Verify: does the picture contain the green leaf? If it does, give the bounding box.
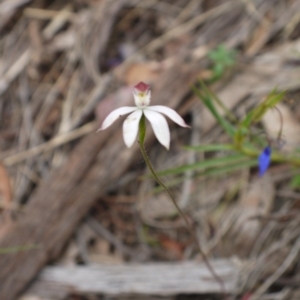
[200,81,237,122]
[193,83,236,137]
[156,153,250,176]
[208,45,236,81]
[240,110,255,128]
[234,126,249,146]
[184,144,233,152]
[199,158,257,177]
[152,158,258,192]
[208,45,236,67]
[264,89,285,107]
[235,90,285,146]
[250,90,285,123]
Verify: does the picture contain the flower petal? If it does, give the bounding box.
[123,109,143,148]
[258,146,272,176]
[98,107,137,131]
[148,105,190,128]
[144,109,170,150]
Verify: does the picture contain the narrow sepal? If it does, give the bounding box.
[123,109,143,147]
[143,109,170,150]
[148,106,190,128]
[98,107,137,131]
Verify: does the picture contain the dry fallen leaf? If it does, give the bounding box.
[114,56,177,87]
[124,62,162,86]
[159,234,184,260]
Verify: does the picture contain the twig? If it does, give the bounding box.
[71,74,111,129]
[0,49,30,96]
[43,4,73,40]
[131,1,237,57]
[2,122,96,166]
[87,217,135,259]
[24,7,74,20]
[59,70,80,134]
[168,0,200,29]
[250,235,300,300]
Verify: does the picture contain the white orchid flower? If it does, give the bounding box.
[98,82,190,149]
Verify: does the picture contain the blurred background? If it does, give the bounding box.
[1,0,300,299]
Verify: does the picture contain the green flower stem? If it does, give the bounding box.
[138,115,226,293]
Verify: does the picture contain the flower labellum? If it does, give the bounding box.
[258,146,272,176]
[98,82,190,149]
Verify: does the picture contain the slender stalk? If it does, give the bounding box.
[138,116,226,294]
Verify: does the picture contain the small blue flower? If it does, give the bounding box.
[258,146,272,176]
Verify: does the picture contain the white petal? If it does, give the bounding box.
[98,107,137,131]
[144,109,170,150]
[148,106,190,128]
[123,109,143,148]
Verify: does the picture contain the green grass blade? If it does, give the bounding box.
[184,144,233,152]
[152,158,258,192]
[195,158,257,178]
[156,154,250,176]
[0,244,38,254]
[192,84,235,137]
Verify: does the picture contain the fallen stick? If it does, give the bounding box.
[25,260,238,299]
